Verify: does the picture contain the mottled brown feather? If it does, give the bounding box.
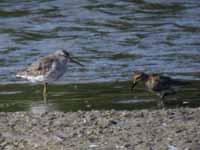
[18,55,55,77]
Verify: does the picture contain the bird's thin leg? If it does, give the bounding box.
[157,99,165,109]
[156,92,166,108]
[157,89,176,108]
[160,92,166,100]
[43,82,48,103]
[160,89,176,100]
[155,92,165,100]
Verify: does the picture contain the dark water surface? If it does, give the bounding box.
[0,0,199,111]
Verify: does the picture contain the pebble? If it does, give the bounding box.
[0,108,199,150]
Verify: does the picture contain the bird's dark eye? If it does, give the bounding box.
[63,51,69,57]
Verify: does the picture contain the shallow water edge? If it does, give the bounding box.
[0,80,199,112]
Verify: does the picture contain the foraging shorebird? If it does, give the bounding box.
[131,71,186,103]
[16,50,83,101]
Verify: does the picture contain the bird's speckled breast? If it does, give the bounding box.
[145,76,160,91]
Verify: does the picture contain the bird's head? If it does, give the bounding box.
[131,71,148,90]
[55,50,70,57]
[55,50,84,67]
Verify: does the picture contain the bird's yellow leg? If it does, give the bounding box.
[43,82,48,103]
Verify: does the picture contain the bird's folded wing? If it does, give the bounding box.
[26,56,55,76]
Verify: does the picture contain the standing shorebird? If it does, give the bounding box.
[131,71,186,106]
[16,50,83,101]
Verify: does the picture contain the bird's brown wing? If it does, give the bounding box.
[26,56,55,76]
[147,74,169,91]
[149,75,162,91]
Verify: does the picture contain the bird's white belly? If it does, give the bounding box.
[17,74,45,83]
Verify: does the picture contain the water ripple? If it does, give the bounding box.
[0,0,199,84]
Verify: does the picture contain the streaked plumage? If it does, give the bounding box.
[16,50,83,101]
[131,71,186,99]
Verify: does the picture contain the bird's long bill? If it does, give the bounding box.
[70,57,84,66]
[131,82,137,91]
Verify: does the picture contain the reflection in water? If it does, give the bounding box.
[0,0,199,111]
[30,103,55,114]
[0,80,199,112]
[114,98,155,104]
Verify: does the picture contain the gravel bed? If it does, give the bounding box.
[1,108,200,150]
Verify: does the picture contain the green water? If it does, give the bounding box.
[0,0,200,111]
[0,80,199,112]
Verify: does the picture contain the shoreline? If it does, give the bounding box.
[1,108,200,150]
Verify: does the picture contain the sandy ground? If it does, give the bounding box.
[0,108,200,150]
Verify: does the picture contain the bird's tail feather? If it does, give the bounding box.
[172,79,189,86]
